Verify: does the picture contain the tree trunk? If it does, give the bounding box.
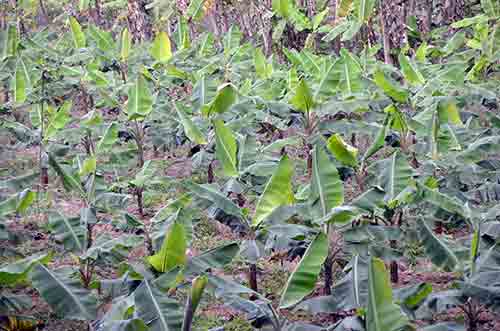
[90,0,103,27]
[127,0,152,42]
[37,0,50,26]
[248,263,258,299]
[323,254,334,295]
[443,0,465,24]
[380,0,407,65]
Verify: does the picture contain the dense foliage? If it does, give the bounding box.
[0,0,499,331]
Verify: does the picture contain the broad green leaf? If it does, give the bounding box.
[96,122,118,153]
[151,194,192,223]
[187,183,242,218]
[79,0,90,10]
[372,151,414,204]
[127,74,153,121]
[337,49,362,94]
[355,0,376,23]
[481,0,499,16]
[272,0,290,18]
[417,182,469,218]
[151,32,172,63]
[451,15,488,28]
[176,17,191,50]
[182,276,208,331]
[147,221,187,273]
[14,56,30,104]
[69,17,86,48]
[45,101,72,139]
[223,26,242,58]
[186,0,206,21]
[175,104,207,145]
[288,67,299,91]
[79,156,96,177]
[465,55,489,81]
[86,64,109,87]
[416,42,427,62]
[429,110,440,160]
[49,212,86,253]
[327,134,358,168]
[253,155,295,227]
[198,32,215,57]
[373,70,409,103]
[363,113,391,161]
[400,283,433,310]
[313,9,329,30]
[134,280,183,331]
[88,25,114,51]
[121,28,131,62]
[81,111,102,127]
[238,135,258,173]
[352,186,386,212]
[31,264,98,320]
[16,189,35,214]
[0,253,51,286]
[0,171,39,191]
[130,160,154,188]
[2,25,18,59]
[48,154,86,198]
[214,119,238,177]
[322,21,351,42]
[385,104,408,135]
[279,233,329,308]
[254,48,272,79]
[273,19,288,41]
[102,320,148,331]
[289,6,312,31]
[310,145,344,217]
[291,79,314,112]
[262,136,300,154]
[0,189,36,217]
[443,32,465,55]
[192,76,217,110]
[417,218,459,271]
[341,20,362,41]
[366,257,410,331]
[398,54,425,86]
[83,233,141,261]
[457,136,500,164]
[185,243,239,274]
[201,83,237,117]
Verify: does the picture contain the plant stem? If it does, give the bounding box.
[133,120,144,168]
[248,263,258,299]
[136,187,144,217]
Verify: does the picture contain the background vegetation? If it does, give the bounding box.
[0,0,499,330]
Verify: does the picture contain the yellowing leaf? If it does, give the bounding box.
[327,134,358,168]
[121,28,131,62]
[69,17,86,49]
[438,100,463,126]
[151,32,172,63]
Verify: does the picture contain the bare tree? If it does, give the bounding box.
[380,0,407,64]
[127,0,153,42]
[443,0,466,24]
